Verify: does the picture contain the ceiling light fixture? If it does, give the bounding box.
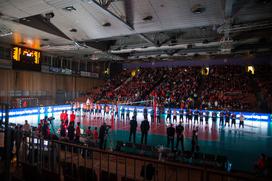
[70,28,77,32]
[63,6,76,11]
[142,15,153,21]
[102,22,111,27]
[191,4,205,14]
[0,32,13,37]
[21,18,31,22]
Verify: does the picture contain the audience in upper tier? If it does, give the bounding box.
[87,65,272,112]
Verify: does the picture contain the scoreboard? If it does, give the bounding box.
[12,46,41,71]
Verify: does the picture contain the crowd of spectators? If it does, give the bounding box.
[83,65,272,112]
[254,65,272,112]
[199,65,256,111]
[150,67,201,108]
[97,68,165,104]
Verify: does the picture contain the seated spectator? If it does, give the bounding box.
[93,127,98,143]
[85,126,92,137]
[22,120,31,135]
[75,122,81,142]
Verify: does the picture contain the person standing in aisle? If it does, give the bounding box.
[129,116,138,143]
[167,124,175,151]
[140,119,150,145]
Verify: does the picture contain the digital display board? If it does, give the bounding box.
[12,46,41,71]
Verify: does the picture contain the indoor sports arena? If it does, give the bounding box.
[0,1,272,181]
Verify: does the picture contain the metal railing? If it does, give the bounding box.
[18,136,269,181]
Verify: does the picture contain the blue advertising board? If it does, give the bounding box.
[0,104,71,117]
[0,104,271,122]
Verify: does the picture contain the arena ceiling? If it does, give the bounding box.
[0,0,272,62]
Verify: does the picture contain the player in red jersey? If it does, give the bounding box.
[70,111,76,126]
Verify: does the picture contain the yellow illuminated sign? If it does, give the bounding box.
[131,70,136,77]
[12,47,21,61]
[201,67,209,76]
[247,66,255,75]
[12,46,40,64]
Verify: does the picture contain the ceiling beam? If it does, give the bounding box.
[84,0,134,31]
[138,33,159,47]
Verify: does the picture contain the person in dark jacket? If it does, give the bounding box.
[191,129,198,153]
[167,124,175,151]
[143,107,148,120]
[166,108,171,123]
[176,122,185,152]
[150,108,154,123]
[225,111,230,127]
[231,113,236,128]
[60,122,66,137]
[212,111,217,123]
[67,122,75,141]
[194,109,199,124]
[205,111,209,125]
[219,111,224,126]
[99,123,107,149]
[42,120,49,139]
[14,125,23,167]
[140,119,150,145]
[133,107,138,121]
[126,108,130,121]
[121,107,125,120]
[199,110,204,124]
[179,109,184,122]
[129,116,138,143]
